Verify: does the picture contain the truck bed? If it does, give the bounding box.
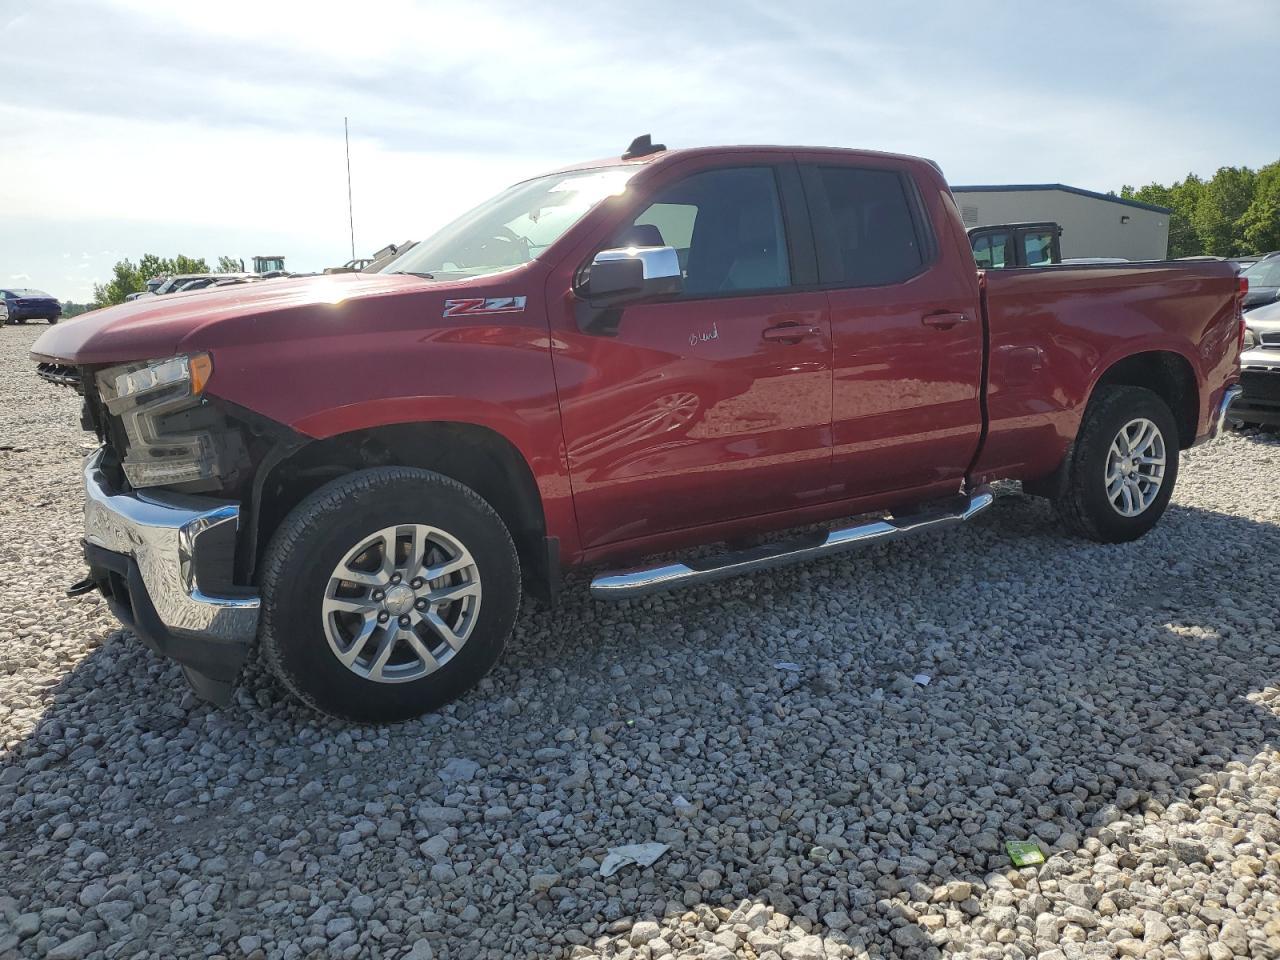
[973,260,1242,485]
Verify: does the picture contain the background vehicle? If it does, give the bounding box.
[1232,251,1278,273]
[968,222,1062,268]
[252,255,286,274]
[1232,298,1280,427]
[1241,253,1280,311]
[2,288,61,324]
[32,140,1243,722]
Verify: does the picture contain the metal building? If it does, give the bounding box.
[950,184,1172,261]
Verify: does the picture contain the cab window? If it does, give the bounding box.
[1022,230,1056,266]
[972,232,1009,268]
[613,167,790,296]
[805,166,927,286]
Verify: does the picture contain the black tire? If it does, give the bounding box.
[258,467,521,722]
[48,318,58,325]
[1054,385,1180,543]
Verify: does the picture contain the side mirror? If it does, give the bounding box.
[582,246,683,306]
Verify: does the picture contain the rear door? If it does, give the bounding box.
[797,156,985,500]
[548,158,834,549]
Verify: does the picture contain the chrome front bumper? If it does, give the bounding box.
[83,448,259,653]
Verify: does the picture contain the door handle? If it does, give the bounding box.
[922,312,968,330]
[762,323,822,343]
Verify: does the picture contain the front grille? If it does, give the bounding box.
[36,362,81,388]
[1261,331,1280,347]
[1240,367,1280,404]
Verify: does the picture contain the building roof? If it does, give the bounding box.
[949,183,1172,215]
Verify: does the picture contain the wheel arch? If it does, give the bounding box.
[1024,349,1198,500]
[248,421,555,599]
[1090,349,1199,450]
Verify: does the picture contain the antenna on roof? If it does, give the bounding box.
[344,117,356,261]
[622,134,666,160]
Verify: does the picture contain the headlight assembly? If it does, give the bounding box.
[1243,326,1259,351]
[97,353,225,489]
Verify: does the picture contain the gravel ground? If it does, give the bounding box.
[1,321,1278,960]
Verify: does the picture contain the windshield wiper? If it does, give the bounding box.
[387,270,435,279]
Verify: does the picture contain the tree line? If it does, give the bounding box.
[92,254,244,306]
[1120,159,1280,258]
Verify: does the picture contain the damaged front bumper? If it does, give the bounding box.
[79,448,259,704]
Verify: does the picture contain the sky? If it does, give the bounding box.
[2,0,1278,303]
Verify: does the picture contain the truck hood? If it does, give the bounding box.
[30,272,466,365]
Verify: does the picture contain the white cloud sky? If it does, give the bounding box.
[2,0,1277,301]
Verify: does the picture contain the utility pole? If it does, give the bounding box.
[345,117,355,260]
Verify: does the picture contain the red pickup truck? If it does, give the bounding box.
[33,138,1244,721]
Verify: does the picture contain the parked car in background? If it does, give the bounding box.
[968,222,1062,268]
[1232,251,1279,273]
[326,242,419,275]
[2,288,61,324]
[173,275,258,293]
[1241,253,1280,311]
[1232,298,1280,427]
[132,273,257,298]
[32,139,1243,721]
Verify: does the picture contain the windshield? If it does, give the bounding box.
[1244,258,1280,286]
[383,167,637,280]
[5,288,51,297]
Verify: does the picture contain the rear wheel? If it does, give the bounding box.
[259,467,521,722]
[1054,385,1180,543]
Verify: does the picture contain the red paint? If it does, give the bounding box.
[33,145,1242,573]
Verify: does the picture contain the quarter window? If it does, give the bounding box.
[613,167,791,296]
[811,167,926,286]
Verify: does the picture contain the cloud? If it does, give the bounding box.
[1,0,1277,302]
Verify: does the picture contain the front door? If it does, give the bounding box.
[797,157,985,500]
[549,161,834,549]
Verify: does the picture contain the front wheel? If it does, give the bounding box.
[1054,385,1180,543]
[258,467,521,722]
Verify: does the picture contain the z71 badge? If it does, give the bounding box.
[442,296,527,318]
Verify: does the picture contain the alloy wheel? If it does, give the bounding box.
[1104,417,1166,517]
[321,524,482,683]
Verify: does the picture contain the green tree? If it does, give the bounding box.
[216,255,244,273]
[92,254,212,305]
[1123,177,1203,258]
[1237,161,1280,253]
[1192,167,1256,257]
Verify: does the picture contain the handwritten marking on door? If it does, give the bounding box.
[689,322,719,347]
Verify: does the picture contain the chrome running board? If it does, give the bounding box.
[589,486,994,600]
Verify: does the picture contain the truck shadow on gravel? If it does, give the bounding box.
[2,490,1278,959]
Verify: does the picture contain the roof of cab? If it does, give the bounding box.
[544,143,940,178]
